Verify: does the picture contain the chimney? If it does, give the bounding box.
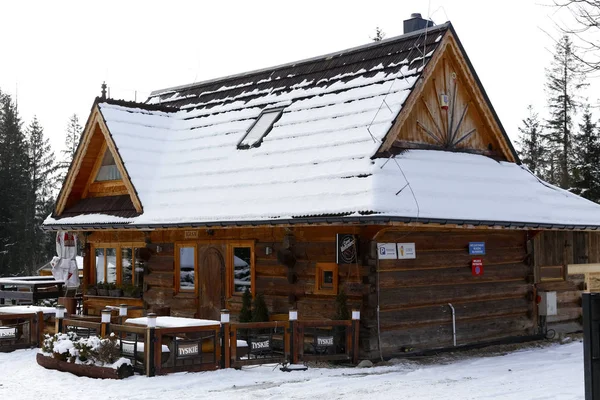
[403,13,434,34]
[100,82,107,100]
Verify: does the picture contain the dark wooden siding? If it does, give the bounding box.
[532,231,600,333]
[364,230,534,356]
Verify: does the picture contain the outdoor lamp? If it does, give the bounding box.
[289,309,298,321]
[147,313,157,328]
[220,309,230,324]
[119,304,128,317]
[101,309,111,323]
[352,309,361,320]
[55,305,66,319]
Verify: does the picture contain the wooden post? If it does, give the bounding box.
[146,313,157,377]
[36,311,44,347]
[146,327,156,377]
[352,309,361,365]
[220,309,230,369]
[231,325,238,367]
[289,309,298,364]
[100,309,111,337]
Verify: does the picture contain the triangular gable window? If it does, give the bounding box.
[238,108,284,149]
[95,150,122,181]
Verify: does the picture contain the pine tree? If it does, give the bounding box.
[372,27,386,42]
[251,293,269,323]
[26,117,57,271]
[572,105,600,202]
[239,287,252,323]
[543,35,587,189]
[517,105,546,177]
[0,91,31,276]
[58,114,82,184]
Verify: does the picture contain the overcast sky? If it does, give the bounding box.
[1,0,598,157]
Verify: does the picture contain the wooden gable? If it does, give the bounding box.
[54,104,143,217]
[377,29,518,162]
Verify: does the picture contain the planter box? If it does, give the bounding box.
[36,353,133,379]
[109,289,123,297]
[97,289,109,296]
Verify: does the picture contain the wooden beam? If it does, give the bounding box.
[568,263,600,275]
[377,40,450,153]
[56,110,100,215]
[82,141,108,198]
[95,116,144,213]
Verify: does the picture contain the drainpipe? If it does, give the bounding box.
[448,303,457,347]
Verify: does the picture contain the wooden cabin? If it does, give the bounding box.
[43,17,600,358]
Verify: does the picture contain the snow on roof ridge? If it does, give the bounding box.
[148,22,451,98]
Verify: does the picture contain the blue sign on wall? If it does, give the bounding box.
[469,242,486,255]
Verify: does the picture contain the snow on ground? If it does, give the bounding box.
[0,341,584,400]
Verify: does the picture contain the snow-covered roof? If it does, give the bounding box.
[43,22,600,230]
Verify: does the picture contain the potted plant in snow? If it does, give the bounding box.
[108,283,123,297]
[96,282,109,297]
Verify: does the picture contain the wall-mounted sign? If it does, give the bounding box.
[177,342,200,358]
[0,327,17,340]
[397,243,416,259]
[472,258,484,276]
[469,242,486,255]
[377,243,398,259]
[184,231,199,239]
[337,234,358,264]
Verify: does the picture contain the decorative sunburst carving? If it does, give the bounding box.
[417,70,477,149]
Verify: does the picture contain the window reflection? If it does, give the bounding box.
[233,247,251,293]
[179,247,195,290]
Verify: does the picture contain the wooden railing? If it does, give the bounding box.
[151,324,221,375]
[228,321,290,368]
[0,312,44,352]
[294,320,357,363]
[52,310,361,374]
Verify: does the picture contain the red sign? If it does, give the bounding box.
[472,258,484,276]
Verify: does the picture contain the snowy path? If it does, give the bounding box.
[0,341,584,399]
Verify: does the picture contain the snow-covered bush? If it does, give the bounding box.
[40,332,130,369]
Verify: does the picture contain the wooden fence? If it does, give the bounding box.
[45,313,360,375]
[0,312,44,352]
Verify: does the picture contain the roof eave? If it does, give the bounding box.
[41,215,600,232]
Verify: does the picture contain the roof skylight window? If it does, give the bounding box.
[238,108,284,149]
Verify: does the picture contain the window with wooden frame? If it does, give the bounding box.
[92,243,146,289]
[175,243,197,294]
[82,143,129,199]
[226,242,255,297]
[315,263,338,295]
[95,148,122,181]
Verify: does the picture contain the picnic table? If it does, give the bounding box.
[124,316,220,328]
[0,276,64,305]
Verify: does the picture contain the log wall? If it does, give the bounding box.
[533,231,600,334]
[86,227,369,322]
[363,229,535,357]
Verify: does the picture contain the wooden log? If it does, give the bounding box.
[375,280,531,309]
[377,313,534,352]
[36,353,133,379]
[144,272,174,288]
[373,296,530,330]
[377,248,526,271]
[377,262,530,288]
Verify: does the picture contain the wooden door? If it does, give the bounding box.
[198,246,225,320]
